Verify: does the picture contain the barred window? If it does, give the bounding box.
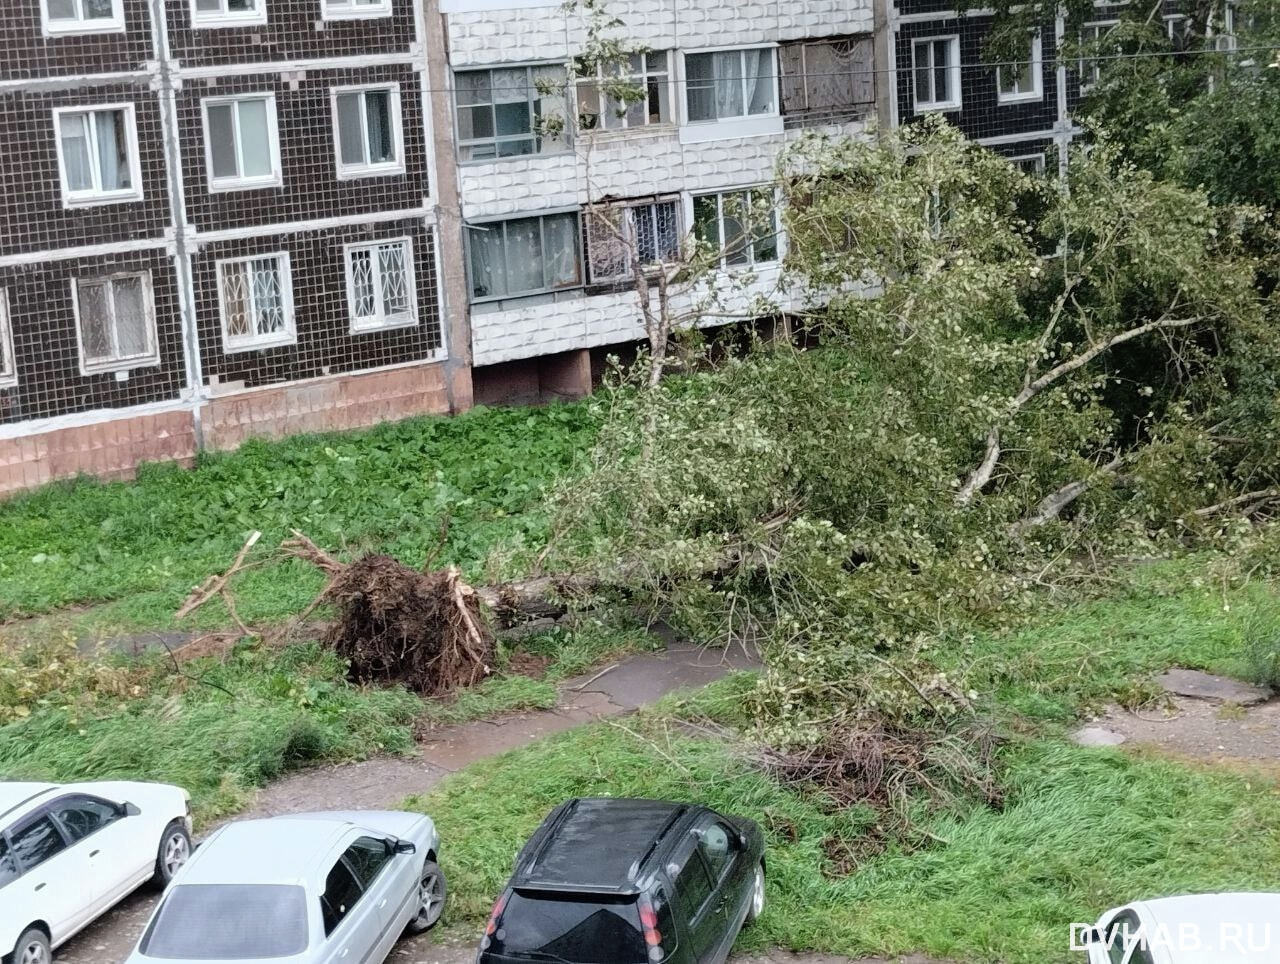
[73,273,159,374]
[0,291,15,389]
[693,189,779,268]
[576,52,672,131]
[345,239,418,332]
[586,200,681,284]
[217,254,295,352]
[43,0,124,33]
[54,106,141,206]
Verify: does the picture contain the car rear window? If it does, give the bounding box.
[489,890,646,964]
[139,884,308,959]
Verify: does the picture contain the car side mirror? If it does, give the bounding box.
[121,802,141,817]
[394,839,416,855]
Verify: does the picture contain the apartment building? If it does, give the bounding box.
[0,0,468,495]
[886,0,1203,173]
[433,0,880,403]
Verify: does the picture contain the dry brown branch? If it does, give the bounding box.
[174,530,262,626]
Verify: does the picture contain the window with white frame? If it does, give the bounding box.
[332,85,403,177]
[455,65,569,162]
[190,0,265,27]
[322,0,390,19]
[576,52,672,132]
[345,239,417,331]
[692,189,779,268]
[42,0,124,34]
[912,36,961,111]
[467,212,582,303]
[1012,153,1046,175]
[585,199,681,284]
[217,254,295,352]
[998,30,1043,103]
[54,106,141,206]
[1079,21,1119,90]
[73,273,158,374]
[685,48,778,123]
[202,95,281,190]
[0,291,15,390]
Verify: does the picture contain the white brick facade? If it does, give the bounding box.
[442,0,876,367]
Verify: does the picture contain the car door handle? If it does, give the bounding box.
[34,882,46,891]
[90,849,101,857]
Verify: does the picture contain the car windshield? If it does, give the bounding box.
[489,891,645,964]
[139,884,308,959]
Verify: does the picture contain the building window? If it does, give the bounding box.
[779,36,875,124]
[1079,21,1119,90]
[202,95,282,191]
[693,189,779,268]
[998,31,1043,104]
[216,253,295,352]
[190,0,265,27]
[585,199,681,285]
[467,213,582,303]
[685,48,778,123]
[0,291,15,390]
[42,0,124,34]
[455,66,569,162]
[576,52,672,132]
[332,85,404,178]
[1011,153,1046,175]
[322,0,390,19]
[54,106,142,207]
[345,238,417,332]
[911,36,962,111]
[72,273,158,374]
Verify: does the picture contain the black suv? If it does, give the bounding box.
[477,798,766,964]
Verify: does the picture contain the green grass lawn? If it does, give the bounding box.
[0,402,596,628]
[412,572,1280,964]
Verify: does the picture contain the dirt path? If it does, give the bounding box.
[54,641,758,963]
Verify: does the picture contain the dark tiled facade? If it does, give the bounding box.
[0,0,447,445]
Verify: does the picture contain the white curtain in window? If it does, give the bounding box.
[365,91,392,164]
[59,114,93,192]
[378,243,410,316]
[84,0,114,16]
[468,227,503,299]
[713,51,743,118]
[543,215,580,288]
[250,258,283,334]
[95,110,127,191]
[505,219,544,295]
[745,49,774,114]
[237,100,271,177]
[78,282,112,360]
[47,0,78,19]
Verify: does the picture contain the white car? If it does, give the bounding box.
[124,811,446,964]
[1083,892,1280,963]
[1,780,192,964]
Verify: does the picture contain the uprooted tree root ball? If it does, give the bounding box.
[283,534,495,695]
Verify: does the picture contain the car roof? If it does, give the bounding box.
[0,782,56,822]
[1137,892,1280,961]
[514,798,692,894]
[178,817,353,887]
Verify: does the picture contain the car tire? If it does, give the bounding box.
[744,862,765,925]
[153,819,192,889]
[12,927,51,964]
[406,859,448,934]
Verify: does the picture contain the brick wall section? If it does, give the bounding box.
[0,0,154,80]
[0,408,196,496]
[0,83,171,256]
[0,250,186,424]
[202,361,449,450]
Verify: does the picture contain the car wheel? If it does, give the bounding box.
[744,863,765,925]
[153,819,192,888]
[13,928,51,964]
[406,860,448,934]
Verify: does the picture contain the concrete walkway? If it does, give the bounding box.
[54,641,759,963]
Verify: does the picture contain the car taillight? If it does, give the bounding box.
[639,895,663,962]
[480,892,509,949]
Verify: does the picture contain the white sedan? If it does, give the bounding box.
[1,780,192,964]
[125,810,446,964]
[1083,892,1280,963]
